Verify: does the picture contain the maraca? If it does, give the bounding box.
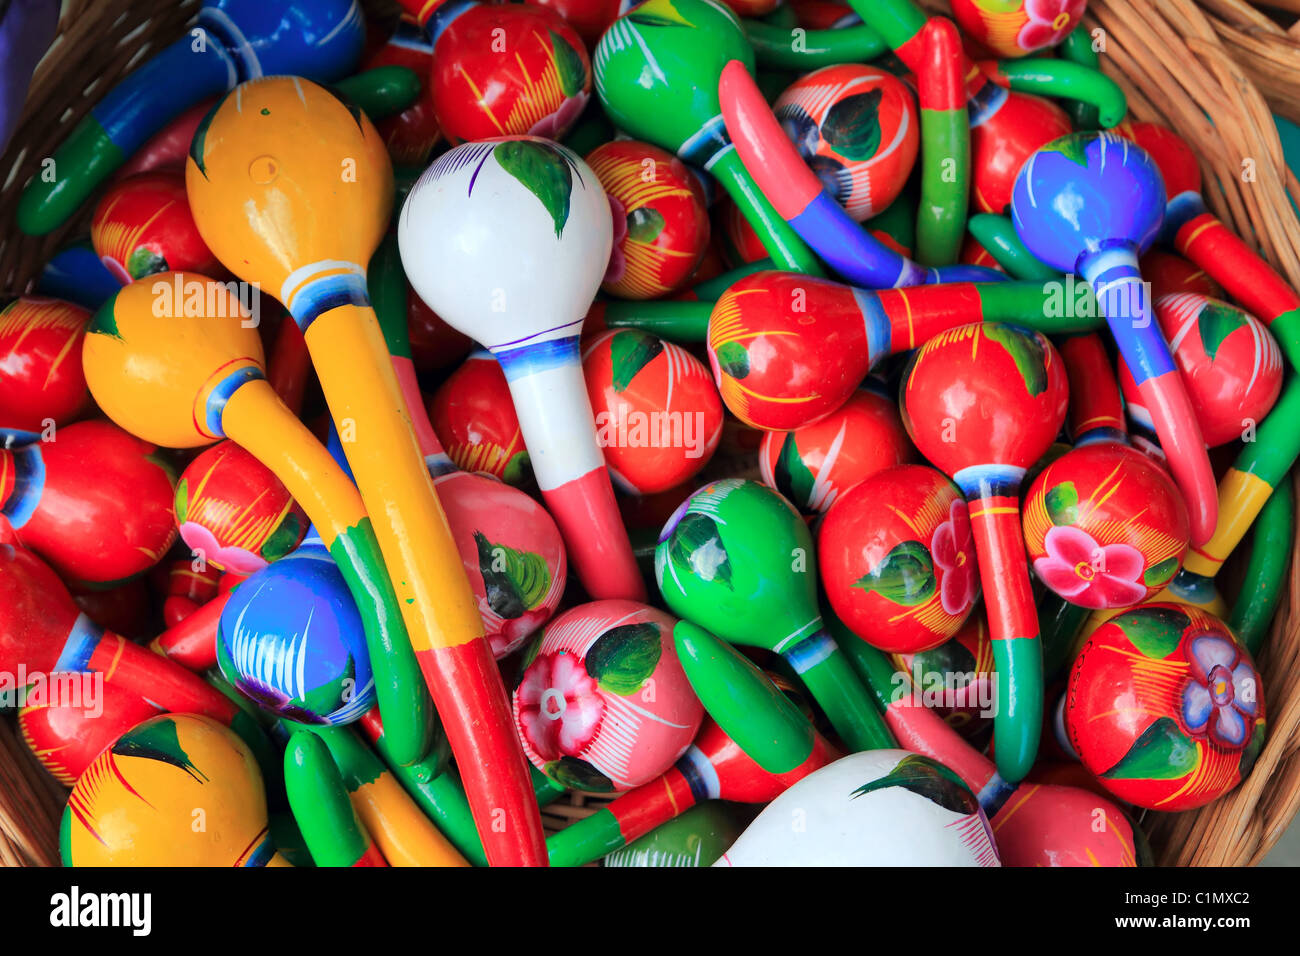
[771,64,918,223]
[592,0,822,273]
[527,0,630,46]
[18,679,160,784]
[585,140,712,299]
[17,0,365,235]
[950,0,1087,58]
[901,322,1069,781]
[175,441,308,575]
[63,713,290,866]
[582,328,724,494]
[1066,603,1265,811]
[512,600,704,791]
[655,478,892,751]
[363,17,442,166]
[186,77,542,863]
[820,464,980,654]
[707,269,1097,431]
[0,297,90,433]
[428,351,532,485]
[1012,131,1218,546]
[35,240,123,312]
[91,171,222,284]
[284,731,387,866]
[399,136,645,605]
[759,387,915,514]
[155,558,223,626]
[1,420,177,583]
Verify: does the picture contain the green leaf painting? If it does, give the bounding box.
[585,622,662,695]
[774,432,816,510]
[822,89,883,162]
[127,246,167,280]
[494,140,575,238]
[1196,301,1245,363]
[1042,133,1092,168]
[1142,555,1179,588]
[852,753,978,815]
[852,540,936,606]
[474,531,551,620]
[1100,716,1198,780]
[626,207,665,244]
[1118,604,1191,659]
[112,716,208,783]
[544,755,615,792]
[550,29,588,99]
[610,329,664,393]
[714,340,749,379]
[985,324,1048,397]
[174,478,189,525]
[1044,481,1079,526]
[261,511,304,562]
[87,298,122,340]
[667,512,733,590]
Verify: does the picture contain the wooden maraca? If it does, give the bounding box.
[586,140,712,300]
[759,386,915,515]
[1011,130,1218,546]
[592,0,822,274]
[428,351,532,485]
[399,135,645,605]
[17,677,161,785]
[655,478,892,751]
[91,171,221,284]
[17,0,365,235]
[901,322,1069,782]
[0,297,90,433]
[81,274,432,769]
[582,328,724,495]
[950,0,1087,58]
[511,600,704,792]
[186,77,542,863]
[706,269,1097,431]
[63,713,291,866]
[1,420,178,584]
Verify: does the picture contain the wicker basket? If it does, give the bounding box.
[2,0,1299,867]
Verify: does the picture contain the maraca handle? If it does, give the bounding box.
[708,149,826,277]
[743,21,887,70]
[1080,248,1217,545]
[1058,332,1127,443]
[781,630,895,752]
[597,300,714,343]
[916,17,969,268]
[284,731,388,867]
[497,338,646,602]
[964,485,1042,783]
[547,767,697,867]
[1229,473,1294,655]
[984,59,1127,129]
[149,587,232,670]
[17,35,236,235]
[966,213,1062,281]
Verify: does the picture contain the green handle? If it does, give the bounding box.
[1229,473,1295,655]
[547,806,626,868]
[1059,24,1103,130]
[789,630,896,751]
[842,0,928,52]
[968,213,1062,281]
[284,731,372,866]
[993,59,1127,129]
[602,300,713,342]
[711,149,826,276]
[335,66,422,122]
[1039,593,1091,683]
[743,21,888,70]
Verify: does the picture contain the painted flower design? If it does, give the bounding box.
[932,500,978,615]
[1017,0,1085,52]
[527,91,589,142]
[604,193,629,285]
[1033,525,1146,609]
[516,651,605,760]
[1181,631,1259,749]
[178,521,269,576]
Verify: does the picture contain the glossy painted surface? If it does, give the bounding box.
[890,613,996,744]
[429,352,531,485]
[603,801,745,867]
[759,387,916,514]
[582,329,723,494]
[950,0,1087,58]
[284,731,387,866]
[969,90,1070,215]
[1024,443,1190,609]
[0,297,91,432]
[63,714,287,866]
[1066,603,1266,811]
[717,751,1000,866]
[916,17,969,267]
[586,140,711,299]
[19,685,161,785]
[512,600,703,791]
[365,18,442,165]
[1,420,177,583]
[821,464,979,653]
[528,0,630,45]
[91,171,221,284]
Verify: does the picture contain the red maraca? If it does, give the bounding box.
[901,322,1069,782]
[91,170,221,284]
[582,329,723,494]
[526,0,628,46]
[154,558,223,627]
[586,140,711,300]
[364,18,442,165]
[759,387,915,514]
[0,296,91,434]
[428,351,531,486]
[950,0,1087,58]
[19,683,161,784]
[1,420,177,583]
[820,464,980,654]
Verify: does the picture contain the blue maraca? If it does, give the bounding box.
[218,528,376,725]
[16,0,364,236]
[1011,130,1217,547]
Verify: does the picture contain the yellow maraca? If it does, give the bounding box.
[81,275,432,770]
[185,76,545,866]
[62,713,290,866]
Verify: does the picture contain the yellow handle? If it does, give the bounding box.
[352,775,470,867]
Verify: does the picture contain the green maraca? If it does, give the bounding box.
[655,478,892,752]
[594,0,822,275]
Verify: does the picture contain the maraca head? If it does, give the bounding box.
[0,544,84,675]
[62,713,277,866]
[512,599,703,791]
[176,441,308,574]
[951,0,1087,58]
[19,686,160,784]
[820,465,980,653]
[901,323,1069,482]
[202,0,364,80]
[428,351,532,484]
[583,329,724,493]
[218,538,376,724]
[81,273,265,449]
[993,783,1148,867]
[1011,131,1166,272]
[0,296,90,431]
[708,270,874,430]
[586,140,711,299]
[969,89,1071,215]
[399,137,611,350]
[186,76,392,310]
[1114,120,1201,200]
[1118,293,1283,447]
[773,64,918,221]
[91,171,220,283]
[759,387,915,514]
[528,0,631,46]
[1141,250,1222,299]
[594,0,753,160]
[431,3,591,144]
[890,613,995,744]
[1066,603,1265,811]
[1024,443,1189,609]
[655,478,821,651]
